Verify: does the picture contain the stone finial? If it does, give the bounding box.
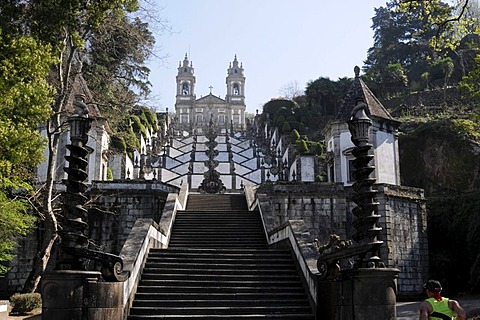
[354,66,360,78]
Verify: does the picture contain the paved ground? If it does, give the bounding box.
[4,297,480,319]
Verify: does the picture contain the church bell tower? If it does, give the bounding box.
[225,55,245,104]
[225,55,246,129]
[175,54,196,126]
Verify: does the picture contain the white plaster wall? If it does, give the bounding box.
[243,170,262,184]
[241,158,257,170]
[165,157,181,168]
[300,156,315,182]
[177,144,191,153]
[193,162,207,173]
[196,143,207,151]
[191,175,203,188]
[217,162,230,174]
[161,169,179,182]
[220,175,232,189]
[375,131,398,185]
[174,153,190,163]
[216,144,227,152]
[168,147,182,158]
[234,163,251,175]
[290,158,298,180]
[240,148,253,158]
[339,131,354,185]
[216,153,229,161]
[232,153,247,163]
[195,152,208,162]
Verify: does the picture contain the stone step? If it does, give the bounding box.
[141,267,297,275]
[143,262,294,270]
[132,292,308,301]
[135,285,308,294]
[148,248,290,257]
[127,194,313,319]
[129,305,312,316]
[185,194,248,211]
[132,299,310,308]
[128,313,314,319]
[139,279,304,288]
[167,243,267,249]
[144,256,293,265]
[140,274,301,282]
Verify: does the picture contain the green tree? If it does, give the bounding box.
[0,0,155,293]
[0,30,56,274]
[460,53,480,100]
[83,12,155,128]
[364,0,455,92]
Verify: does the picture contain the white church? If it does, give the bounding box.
[174,54,247,133]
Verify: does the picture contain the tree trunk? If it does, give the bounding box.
[22,115,62,293]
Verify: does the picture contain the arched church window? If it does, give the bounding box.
[182,82,189,95]
[233,83,240,95]
[234,69,237,73]
[184,68,187,72]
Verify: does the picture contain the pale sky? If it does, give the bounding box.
[146,0,388,113]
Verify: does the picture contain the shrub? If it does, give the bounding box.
[297,139,309,154]
[9,292,41,315]
[110,135,127,153]
[106,167,113,180]
[291,129,300,142]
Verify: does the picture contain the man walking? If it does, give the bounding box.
[419,280,466,320]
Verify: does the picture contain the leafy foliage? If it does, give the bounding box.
[460,53,480,99]
[83,12,155,110]
[364,0,480,97]
[0,30,54,274]
[0,0,157,292]
[427,191,480,294]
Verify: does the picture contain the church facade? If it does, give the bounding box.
[174,54,246,133]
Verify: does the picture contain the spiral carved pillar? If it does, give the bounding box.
[347,98,383,268]
[56,94,92,270]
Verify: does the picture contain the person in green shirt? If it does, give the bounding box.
[419,280,466,320]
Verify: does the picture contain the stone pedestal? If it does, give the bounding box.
[347,268,399,319]
[317,268,399,320]
[41,270,124,320]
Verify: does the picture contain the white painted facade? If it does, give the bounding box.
[324,120,400,186]
[175,54,246,131]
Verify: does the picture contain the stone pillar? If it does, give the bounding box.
[42,270,124,319]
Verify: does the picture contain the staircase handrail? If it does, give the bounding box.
[117,182,189,318]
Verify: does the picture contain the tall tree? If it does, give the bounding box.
[0,30,56,274]
[83,12,155,129]
[0,0,157,293]
[364,0,456,91]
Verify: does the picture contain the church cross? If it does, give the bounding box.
[209,85,213,94]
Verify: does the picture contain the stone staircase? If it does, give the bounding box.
[128,194,315,319]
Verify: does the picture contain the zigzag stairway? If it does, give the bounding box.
[128,193,315,319]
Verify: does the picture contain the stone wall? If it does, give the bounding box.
[254,182,427,298]
[88,181,179,255]
[375,184,428,297]
[0,180,178,298]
